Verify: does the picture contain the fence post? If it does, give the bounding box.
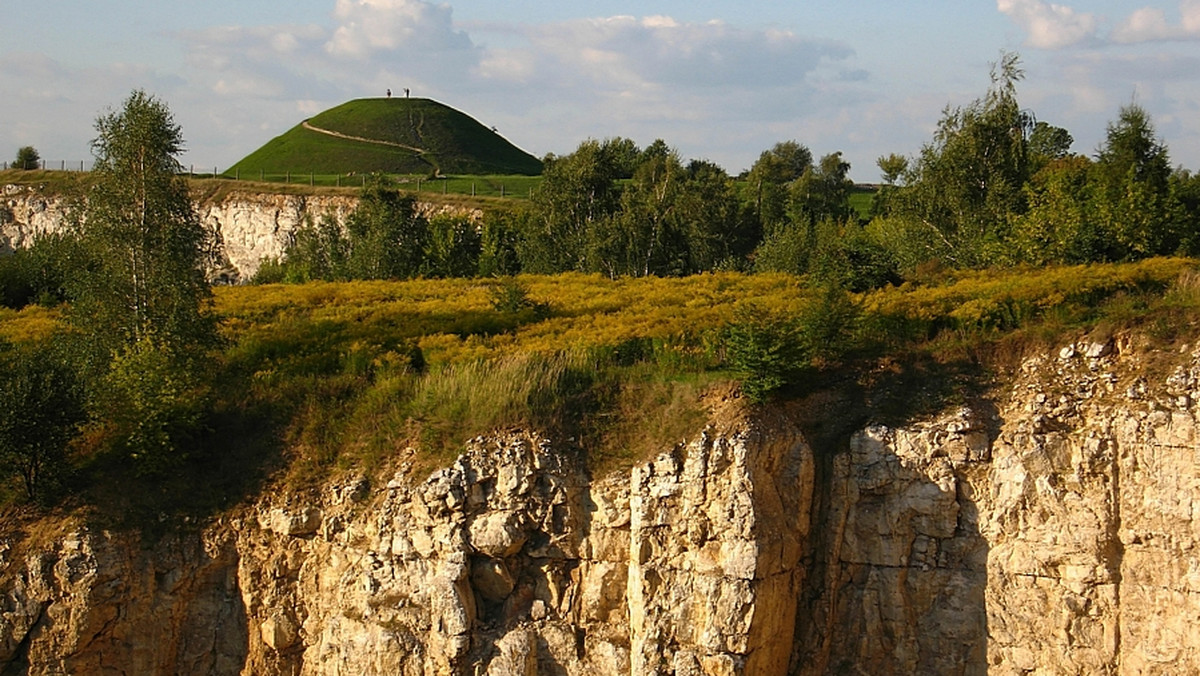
[61,160,64,170]
[472,182,476,196]
[336,175,340,187]
[500,184,504,197]
[417,178,421,192]
[81,160,85,171]
[41,159,45,170]
[310,172,314,186]
[260,169,264,181]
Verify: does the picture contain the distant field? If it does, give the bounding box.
[849,185,877,220]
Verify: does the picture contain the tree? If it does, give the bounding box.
[522,140,621,273]
[1089,103,1176,259]
[1008,156,1096,264]
[743,141,813,236]
[1028,121,1074,168]
[677,160,747,270]
[603,137,642,178]
[68,90,218,468]
[256,213,349,282]
[790,152,855,227]
[590,144,688,277]
[257,177,429,282]
[477,209,525,277]
[425,214,480,278]
[1172,169,1200,255]
[13,146,40,170]
[872,153,909,217]
[71,90,217,358]
[0,342,84,502]
[890,51,1034,267]
[877,154,909,186]
[344,176,429,279]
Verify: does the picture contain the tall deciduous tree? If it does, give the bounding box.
[743,141,813,236]
[71,90,217,359]
[892,51,1034,266]
[522,140,621,273]
[790,151,855,227]
[68,90,218,468]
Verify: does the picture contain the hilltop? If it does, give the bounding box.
[227,98,543,177]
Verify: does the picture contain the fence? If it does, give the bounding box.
[3,160,94,171]
[1,162,540,200]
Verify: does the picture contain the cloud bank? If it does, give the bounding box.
[999,0,1200,47]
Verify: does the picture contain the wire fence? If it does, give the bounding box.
[1,161,541,199]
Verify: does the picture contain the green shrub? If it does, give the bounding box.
[725,304,807,403]
[96,337,211,474]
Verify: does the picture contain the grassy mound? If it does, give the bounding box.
[227,98,543,177]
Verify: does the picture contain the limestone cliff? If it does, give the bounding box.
[0,184,479,281]
[3,336,1200,675]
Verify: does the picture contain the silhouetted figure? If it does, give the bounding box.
[404,88,410,98]
[387,89,392,98]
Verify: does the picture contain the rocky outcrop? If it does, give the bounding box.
[4,336,1200,674]
[0,185,68,255]
[795,335,1200,675]
[0,405,813,676]
[0,184,480,281]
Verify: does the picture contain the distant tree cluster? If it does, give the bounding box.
[12,146,40,170]
[872,52,1200,270]
[259,135,874,287]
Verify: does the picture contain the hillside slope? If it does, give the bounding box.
[227,98,543,176]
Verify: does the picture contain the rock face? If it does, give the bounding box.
[4,337,1200,674]
[0,184,479,281]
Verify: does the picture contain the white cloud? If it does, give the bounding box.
[996,0,1099,48]
[459,14,862,170]
[493,15,851,94]
[325,0,475,58]
[1113,0,1200,43]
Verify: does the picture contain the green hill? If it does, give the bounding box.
[227,98,543,177]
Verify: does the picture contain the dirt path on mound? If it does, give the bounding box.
[301,121,426,155]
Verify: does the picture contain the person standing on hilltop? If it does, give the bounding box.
[387,88,391,98]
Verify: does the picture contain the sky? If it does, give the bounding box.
[3,1,1199,181]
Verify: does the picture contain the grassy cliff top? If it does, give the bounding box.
[3,260,1197,524]
[227,98,543,177]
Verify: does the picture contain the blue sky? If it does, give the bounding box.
[3,1,1199,180]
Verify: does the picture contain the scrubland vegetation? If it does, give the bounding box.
[4,53,1200,522]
